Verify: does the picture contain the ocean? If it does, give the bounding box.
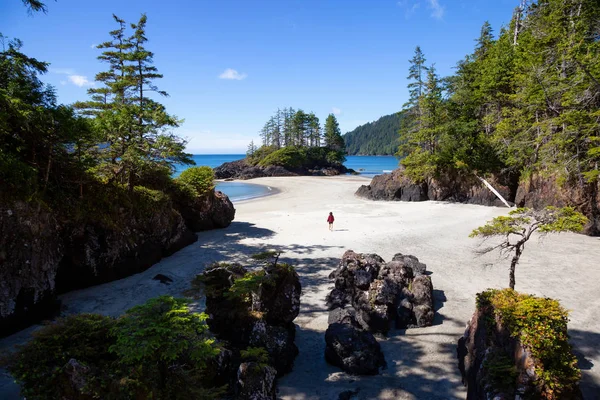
[174,154,400,202]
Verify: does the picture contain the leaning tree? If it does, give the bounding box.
[470,206,588,290]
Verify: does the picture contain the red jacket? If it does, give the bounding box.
[327,214,334,223]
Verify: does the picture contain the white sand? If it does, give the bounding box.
[1,175,599,399]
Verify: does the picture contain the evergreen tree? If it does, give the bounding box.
[324,114,344,151]
[75,14,191,191]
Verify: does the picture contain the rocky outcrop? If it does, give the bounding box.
[200,260,300,377]
[0,202,62,336]
[516,173,600,236]
[458,290,582,399]
[236,362,277,400]
[175,190,236,231]
[325,321,386,375]
[327,250,434,334]
[324,250,434,375]
[55,201,197,293]
[355,168,515,207]
[0,188,235,338]
[197,257,301,398]
[214,158,352,180]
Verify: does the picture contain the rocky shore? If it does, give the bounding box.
[356,168,600,235]
[214,158,353,180]
[0,190,235,337]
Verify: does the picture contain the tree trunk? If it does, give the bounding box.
[509,245,522,290]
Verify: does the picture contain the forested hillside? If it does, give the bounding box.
[397,0,599,232]
[343,113,402,155]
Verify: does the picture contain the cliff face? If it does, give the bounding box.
[355,168,515,207]
[0,190,235,337]
[0,202,63,335]
[516,174,600,235]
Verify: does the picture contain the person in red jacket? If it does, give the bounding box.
[327,212,335,231]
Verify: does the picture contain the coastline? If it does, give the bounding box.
[1,175,599,399]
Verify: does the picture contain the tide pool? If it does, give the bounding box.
[174,154,399,201]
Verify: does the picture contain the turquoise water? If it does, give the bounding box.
[174,154,399,201]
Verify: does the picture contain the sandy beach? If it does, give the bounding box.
[1,175,599,400]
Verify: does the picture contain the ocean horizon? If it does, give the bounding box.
[174,154,400,202]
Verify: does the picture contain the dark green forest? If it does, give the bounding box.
[343,113,403,155]
[397,0,600,189]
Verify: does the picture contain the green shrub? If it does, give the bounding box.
[477,289,581,398]
[247,145,277,165]
[259,146,306,168]
[8,297,224,400]
[177,166,215,196]
[8,314,116,400]
[240,347,269,365]
[111,296,221,399]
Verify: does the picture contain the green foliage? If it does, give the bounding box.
[177,166,215,197]
[226,271,270,304]
[397,1,600,190]
[482,351,518,395]
[240,347,269,365]
[344,113,402,155]
[250,250,280,261]
[470,207,587,238]
[8,314,116,400]
[477,289,581,397]
[256,145,345,169]
[110,296,221,399]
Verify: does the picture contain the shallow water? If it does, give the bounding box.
[173,154,400,201]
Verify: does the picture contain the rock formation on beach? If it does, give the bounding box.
[0,189,235,338]
[197,254,301,398]
[355,168,515,207]
[324,250,434,375]
[458,289,582,399]
[356,168,600,235]
[214,158,352,180]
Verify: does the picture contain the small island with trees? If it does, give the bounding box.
[214,109,351,180]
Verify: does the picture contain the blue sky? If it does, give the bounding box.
[2,0,518,153]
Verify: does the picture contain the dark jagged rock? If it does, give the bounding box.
[200,260,301,382]
[236,362,277,400]
[324,321,386,375]
[249,321,298,376]
[175,190,235,232]
[355,168,515,207]
[1,187,235,338]
[214,158,352,180]
[327,250,434,334]
[516,173,600,236]
[0,202,62,337]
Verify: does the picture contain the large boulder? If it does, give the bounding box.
[249,321,298,376]
[176,190,235,232]
[327,250,434,334]
[236,362,277,400]
[324,321,386,375]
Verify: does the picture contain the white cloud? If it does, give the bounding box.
[218,68,247,80]
[426,0,444,19]
[397,0,443,20]
[60,80,67,85]
[90,43,97,49]
[184,130,254,153]
[68,75,94,87]
[332,107,342,115]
